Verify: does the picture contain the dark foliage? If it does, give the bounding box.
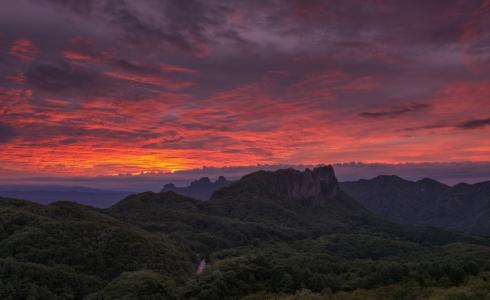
[340,176,490,236]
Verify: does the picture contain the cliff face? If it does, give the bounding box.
[210,166,349,209]
[262,166,339,207]
[205,166,374,230]
[285,166,339,202]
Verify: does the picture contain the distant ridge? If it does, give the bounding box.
[341,176,490,236]
[160,171,490,236]
[0,185,131,208]
[161,176,233,200]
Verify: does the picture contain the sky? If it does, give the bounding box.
[1,0,490,183]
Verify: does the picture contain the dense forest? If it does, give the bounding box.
[1,167,490,299]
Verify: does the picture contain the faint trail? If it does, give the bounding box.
[196,258,206,274]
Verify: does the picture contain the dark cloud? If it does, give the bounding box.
[400,117,490,132]
[113,59,161,74]
[5,0,487,98]
[0,124,15,143]
[41,0,95,15]
[399,123,449,132]
[59,138,79,145]
[39,0,222,54]
[142,135,234,150]
[360,103,431,119]
[457,117,490,130]
[16,123,160,143]
[21,59,172,102]
[220,147,273,157]
[25,61,97,91]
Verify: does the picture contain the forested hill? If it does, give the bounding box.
[160,170,490,237]
[340,176,490,236]
[1,166,490,299]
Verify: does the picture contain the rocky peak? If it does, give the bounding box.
[190,177,211,187]
[234,165,340,207]
[282,166,339,202]
[161,176,234,201]
[216,176,227,184]
[163,183,176,189]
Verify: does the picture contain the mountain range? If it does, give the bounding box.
[161,176,233,200]
[0,185,131,208]
[340,176,490,236]
[158,173,490,237]
[1,166,490,299]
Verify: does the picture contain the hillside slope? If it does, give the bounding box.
[341,176,490,236]
[0,197,194,299]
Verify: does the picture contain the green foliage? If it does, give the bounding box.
[0,257,103,300]
[108,192,300,254]
[243,272,490,299]
[106,186,490,299]
[182,237,490,299]
[0,198,194,298]
[87,271,178,300]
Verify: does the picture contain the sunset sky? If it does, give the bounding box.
[1,0,490,179]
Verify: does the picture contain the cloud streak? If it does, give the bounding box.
[457,117,490,129]
[360,103,431,119]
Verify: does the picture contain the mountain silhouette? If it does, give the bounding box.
[161,176,233,200]
[341,175,490,236]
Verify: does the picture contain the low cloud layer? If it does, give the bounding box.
[2,162,489,192]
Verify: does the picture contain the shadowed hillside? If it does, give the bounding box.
[341,176,490,236]
[0,198,194,299]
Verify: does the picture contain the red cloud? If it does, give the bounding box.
[160,64,197,73]
[63,50,97,63]
[104,71,194,90]
[9,39,38,62]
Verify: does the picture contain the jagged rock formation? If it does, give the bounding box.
[161,176,233,200]
[220,166,341,207]
[159,167,340,206]
[206,166,373,230]
[159,168,490,236]
[267,166,339,206]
